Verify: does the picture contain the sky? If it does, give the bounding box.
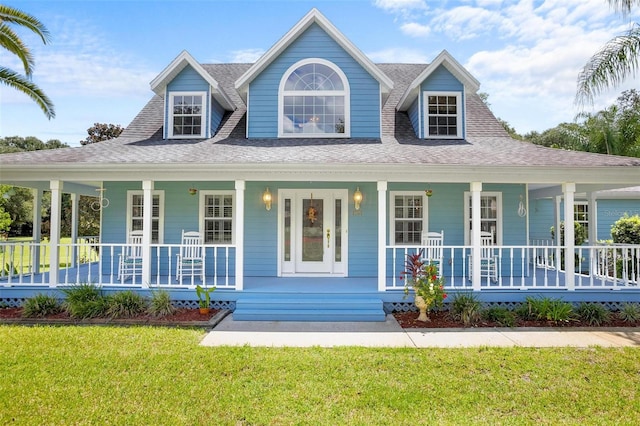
[1,0,639,147]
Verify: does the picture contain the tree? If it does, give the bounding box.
[576,1,640,105]
[80,123,123,145]
[0,135,67,153]
[0,4,55,118]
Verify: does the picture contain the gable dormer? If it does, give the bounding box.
[397,50,480,140]
[150,51,235,139]
[235,8,393,139]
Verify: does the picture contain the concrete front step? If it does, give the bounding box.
[233,296,386,322]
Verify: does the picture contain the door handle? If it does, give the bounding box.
[326,228,330,248]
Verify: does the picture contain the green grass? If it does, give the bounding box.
[1,326,639,424]
[1,237,99,274]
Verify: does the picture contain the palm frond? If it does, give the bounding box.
[0,4,51,44]
[0,22,35,76]
[0,67,55,119]
[576,24,640,107]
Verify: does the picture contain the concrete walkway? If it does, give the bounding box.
[200,314,640,348]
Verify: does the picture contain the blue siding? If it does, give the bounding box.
[247,23,380,138]
[419,65,465,139]
[597,199,640,240]
[529,198,555,241]
[210,98,225,134]
[408,98,420,138]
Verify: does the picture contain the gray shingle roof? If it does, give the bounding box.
[2,63,640,171]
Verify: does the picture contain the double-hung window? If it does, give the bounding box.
[464,192,502,244]
[424,92,462,138]
[574,201,589,241]
[201,191,234,244]
[279,59,350,137]
[169,92,206,138]
[391,192,427,244]
[127,191,164,243]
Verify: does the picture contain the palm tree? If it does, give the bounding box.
[0,4,55,119]
[576,0,640,106]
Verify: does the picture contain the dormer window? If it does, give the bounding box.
[425,92,461,138]
[279,59,350,137]
[169,91,206,138]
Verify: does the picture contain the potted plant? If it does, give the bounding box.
[400,250,447,322]
[195,285,215,315]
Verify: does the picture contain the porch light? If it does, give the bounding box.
[353,187,363,211]
[263,187,272,211]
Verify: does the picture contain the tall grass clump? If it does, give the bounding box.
[576,302,611,326]
[107,290,147,319]
[21,294,63,318]
[148,289,175,318]
[450,292,482,326]
[517,296,575,324]
[617,302,640,323]
[61,283,109,319]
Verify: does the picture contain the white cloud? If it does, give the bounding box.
[400,22,431,37]
[230,49,266,63]
[374,0,639,132]
[366,47,430,63]
[374,0,427,13]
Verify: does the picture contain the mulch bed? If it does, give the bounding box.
[0,307,219,326]
[1,307,637,329]
[393,310,637,328]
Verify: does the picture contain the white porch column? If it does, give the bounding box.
[377,181,387,292]
[141,180,154,288]
[49,180,63,287]
[563,183,576,290]
[588,192,598,276]
[70,193,79,266]
[470,182,482,291]
[32,188,43,274]
[235,180,245,291]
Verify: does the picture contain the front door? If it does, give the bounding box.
[279,189,348,276]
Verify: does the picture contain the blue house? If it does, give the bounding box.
[1,9,639,320]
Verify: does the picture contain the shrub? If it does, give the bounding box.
[450,292,482,327]
[148,289,176,318]
[518,296,575,323]
[61,283,109,319]
[22,294,63,318]
[107,291,147,319]
[576,303,611,326]
[611,214,640,244]
[617,303,640,323]
[483,306,517,327]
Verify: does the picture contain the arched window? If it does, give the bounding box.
[279,59,349,137]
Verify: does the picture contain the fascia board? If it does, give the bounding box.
[2,164,639,187]
[234,8,393,99]
[397,50,481,111]
[150,50,235,111]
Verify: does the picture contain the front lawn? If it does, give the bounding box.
[0,325,638,424]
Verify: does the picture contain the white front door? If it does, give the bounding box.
[279,189,348,276]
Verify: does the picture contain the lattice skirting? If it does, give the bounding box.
[383,300,631,313]
[0,297,236,311]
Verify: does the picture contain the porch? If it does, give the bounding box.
[2,239,637,291]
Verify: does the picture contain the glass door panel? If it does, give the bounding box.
[302,198,324,262]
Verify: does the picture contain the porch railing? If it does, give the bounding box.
[385,244,640,291]
[0,239,237,288]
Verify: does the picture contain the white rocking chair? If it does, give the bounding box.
[118,230,143,283]
[421,230,444,277]
[469,231,499,282]
[176,230,205,286]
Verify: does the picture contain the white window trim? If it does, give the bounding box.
[126,190,165,243]
[199,190,235,245]
[389,191,429,246]
[168,91,207,139]
[423,91,462,139]
[574,200,589,242]
[278,58,351,138]
[464,192,502,245]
